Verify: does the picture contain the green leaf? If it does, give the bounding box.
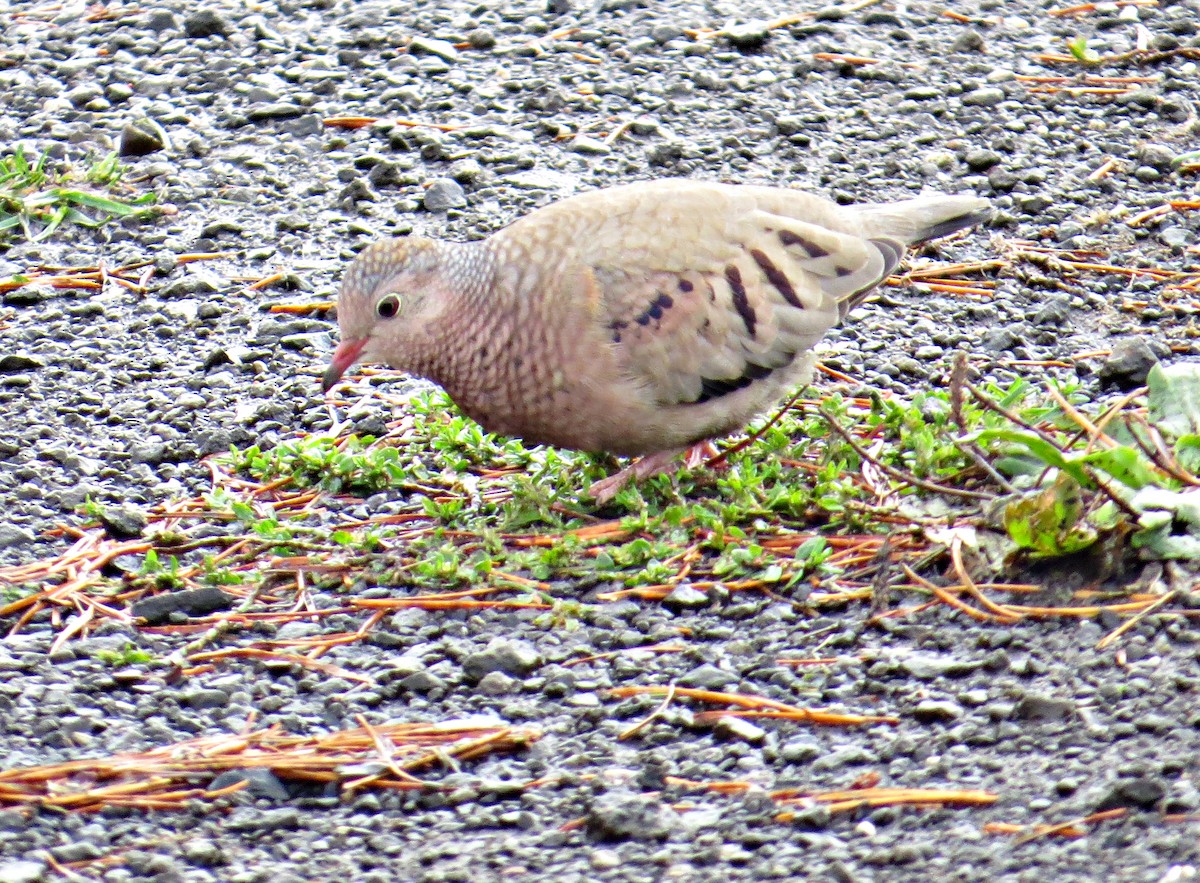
[1147,362,1200,442]
[1080,445,1160,491]
[976,428,1090,486]
[1175,435,1200,474]
[1001,472,1097,558]
[230,501,256,523]
[58,189,145,216]
[1066,35,1099,62]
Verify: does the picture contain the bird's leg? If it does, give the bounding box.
[683,440,724,469]
[588,447,688,506]
[588,441,722,506]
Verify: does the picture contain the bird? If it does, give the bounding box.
[322,178,990,504]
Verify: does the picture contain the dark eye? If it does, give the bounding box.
[376,294,401,319]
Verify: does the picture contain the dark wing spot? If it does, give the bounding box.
[690,354,796,405]
[678,279,694,293]
[778,229,830,258]
[725,265,757,338]
[632,291,675,327]
[750,248,804,309]
[835,266,853,277]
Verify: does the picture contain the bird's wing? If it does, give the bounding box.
[498,180,903,408]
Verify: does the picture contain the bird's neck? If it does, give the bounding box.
[406,240,501,381]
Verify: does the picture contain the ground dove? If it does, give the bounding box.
[322,179,990,503]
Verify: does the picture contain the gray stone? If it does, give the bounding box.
[184,688,231,709]
[423,178,467,211]
[476,671,516,695]
[897,653,981,679]
[724,21,771,48]
[130,587,236,624]
[226,807,303,832]
[913,700,965,722]
[1160,226,1194,250]
[962,87,1005,107]
[1096,775,1167,811]
[780,738,821,763]
[678,663,737,690]
[0,525,35,549]
[184,9,231,37]
[0,354,44,373]
[663,583,709,609]
[99,504,147,539]
[568,135,611,155]
[409,36,459,62]
[714,715,767,743]
[1097,336,1158,388]
[209,768,290,801]
[181,838,226,867]
[1012,694,1075,721]
[1138,143,1177,171]
[586,793,676,841]
[904,86,942,101]
[118,121,164,157]
[463,638,542,679]
[0,860,46,883]
[964,148,1002,171]
[247,103,305,121]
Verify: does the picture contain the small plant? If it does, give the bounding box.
[1066,35,1100,63]
[977,364,1200,562]
[0,146,157,242]
[137,549,184,590]
[532,594,588,631]
[95,642,154,667]
[228,435,408,495]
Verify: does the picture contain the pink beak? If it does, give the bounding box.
[322,337,368,393]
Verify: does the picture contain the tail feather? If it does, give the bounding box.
[856,195,991,245]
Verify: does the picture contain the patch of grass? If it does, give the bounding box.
[230,435,410,497]
[0,146,157,242]
[178,373,1200,623]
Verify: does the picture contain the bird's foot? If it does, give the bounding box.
[683,440,724,469]
[588,441,722,506]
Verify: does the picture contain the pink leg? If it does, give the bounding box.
[588,441,722,505]
[683,440,723,469]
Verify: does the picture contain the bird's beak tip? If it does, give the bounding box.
[322,337,368,394]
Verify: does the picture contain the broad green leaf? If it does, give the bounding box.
[1147,362,1200,441]
[976,428,1091,486]
[1175,435,1200,474]
[1080,446,1162,491]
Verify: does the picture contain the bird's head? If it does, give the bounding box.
[322,236,448,393]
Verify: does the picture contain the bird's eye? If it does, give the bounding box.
[376,294,401,319]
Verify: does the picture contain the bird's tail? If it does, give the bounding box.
[831,195,990,320]
[857,195,991,246]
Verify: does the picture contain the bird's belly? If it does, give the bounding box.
[445,372,648,455]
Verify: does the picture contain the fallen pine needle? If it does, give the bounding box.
[606,686,898,726]
[0,719,539,812]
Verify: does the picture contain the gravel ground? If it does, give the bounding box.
[2,0,1200,881]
